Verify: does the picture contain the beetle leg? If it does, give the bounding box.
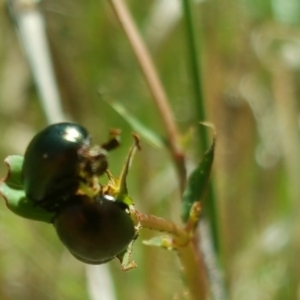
[101,129,121,151]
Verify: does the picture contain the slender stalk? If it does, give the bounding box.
[108,0,186,193]
[177,241,208,300]
[181,0,220,255]
[135,211,188,241]
[135,211,208,300]
[181,0,207,147]
[107,1,209,298]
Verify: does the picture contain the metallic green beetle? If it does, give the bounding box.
[0,123,139,269]
[22,122,117,211]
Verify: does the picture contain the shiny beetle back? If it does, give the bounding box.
[22,123,91,210]
[54,194,135,264]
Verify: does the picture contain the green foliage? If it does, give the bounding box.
[0,156,54,223]
[105,100,165,149]
[0,0,299,299]
[181,127,215,222]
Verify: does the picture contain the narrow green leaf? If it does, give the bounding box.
[181,128,215,222]
[143,236,173,250]
[118,238,137,271]
[116,135,140,204]
[105,100,164,148]
[0,155,55,223]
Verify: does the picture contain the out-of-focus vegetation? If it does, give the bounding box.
[0,0,300,299]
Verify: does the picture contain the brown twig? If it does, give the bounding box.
[107,1,208,298]
[134,210,208,300]
[108,0,186,193]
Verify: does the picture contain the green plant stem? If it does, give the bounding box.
[181,0,220,255]
[108,0,186,193]
[134,211,188,240]
[135,211,208,300]
[181,0,207,146]
[177,240,208,300]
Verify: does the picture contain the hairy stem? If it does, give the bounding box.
[134,211,208,300]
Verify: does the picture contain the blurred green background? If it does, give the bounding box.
[0,0,300,299]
